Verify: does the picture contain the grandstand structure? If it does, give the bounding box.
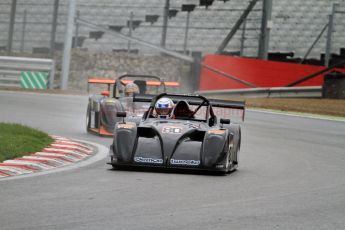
[0,0,345,62]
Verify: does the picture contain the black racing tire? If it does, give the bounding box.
[225,150,231,174]
[86,103,91,131]
[110,159,118,170]
[229,124,241,165]
[238,128,241,152]
[111,164,119,170]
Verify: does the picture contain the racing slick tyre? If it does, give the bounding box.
[110,159,119,170]
[221,135,234,174]
[86,103,91,131]
[225,150,232,174]
[229,124,241,166]
[225,140,237,174]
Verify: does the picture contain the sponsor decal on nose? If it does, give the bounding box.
[134,157,163,164]
[170,159,200,166]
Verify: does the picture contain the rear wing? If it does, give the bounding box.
[133,94,245,120]
[133,94,244,109]
[87,78,115,92]
[87,78,179,92]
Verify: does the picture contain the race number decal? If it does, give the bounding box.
[162,126,182,134]
[117,123,135,129]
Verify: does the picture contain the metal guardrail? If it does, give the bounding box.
[196,86,322,98]
[0,56,55,89]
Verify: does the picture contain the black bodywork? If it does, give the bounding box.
[109,93,245,173]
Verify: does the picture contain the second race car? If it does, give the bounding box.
[86,74,179,136]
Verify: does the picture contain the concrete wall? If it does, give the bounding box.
[53,50,191,92]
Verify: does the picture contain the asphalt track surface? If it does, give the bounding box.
[0,91,344,230]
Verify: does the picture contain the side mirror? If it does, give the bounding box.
[116,111,127,118]
[220,118,230,124]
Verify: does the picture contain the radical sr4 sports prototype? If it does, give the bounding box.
[86,74,179,136]
[109,93,245,173]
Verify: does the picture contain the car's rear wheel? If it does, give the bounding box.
[225,150,231,174]
[86,103,91,131]
[110,157,118,170]
[229,124,241,165]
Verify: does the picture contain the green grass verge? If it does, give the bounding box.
[0,123,54,162]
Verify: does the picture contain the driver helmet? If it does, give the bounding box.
[155,97,174,119]
[124,82,139,96]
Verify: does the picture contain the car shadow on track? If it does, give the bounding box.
[106,166,237,177]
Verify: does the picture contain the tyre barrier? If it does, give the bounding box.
[0,136,94,178]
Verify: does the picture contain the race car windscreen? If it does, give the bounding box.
[176,105,244,123]
[145,85,165,94]
[140,84,178,94]
[119,97,150,117]
[188,105,208,121]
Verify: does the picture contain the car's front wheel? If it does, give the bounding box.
[229,124,241,165]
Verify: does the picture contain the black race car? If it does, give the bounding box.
[86,74,179,136]
[109,93,245,173]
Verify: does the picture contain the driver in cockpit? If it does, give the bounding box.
[124,83,139,97]
[172,100,194,119]
[154,97,174,119]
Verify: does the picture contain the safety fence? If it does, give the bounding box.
[0,56,55,89]
[197,86,322,98]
